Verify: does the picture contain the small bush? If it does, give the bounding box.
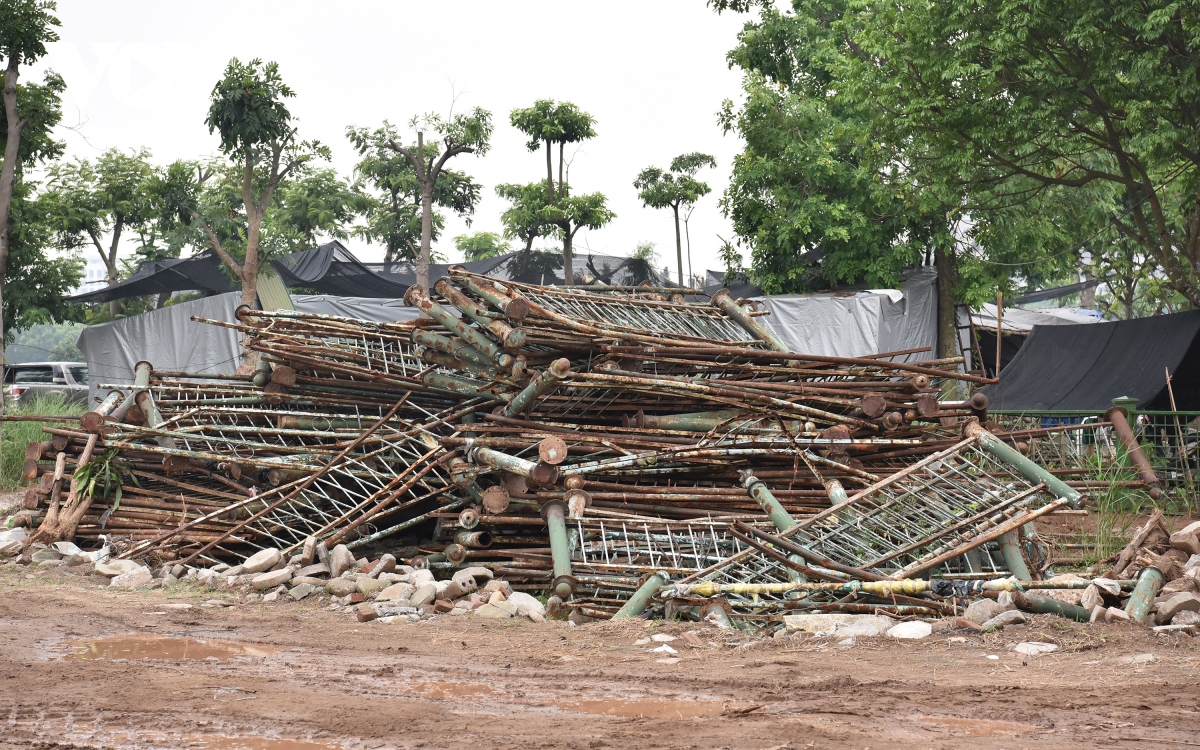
[1,394,84,491]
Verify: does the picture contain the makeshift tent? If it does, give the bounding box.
[970,303,1102,376]
[981,309,1200,411]
[751,268,938,361]
[76,292,420,398]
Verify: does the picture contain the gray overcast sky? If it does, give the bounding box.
[36,1,749,281]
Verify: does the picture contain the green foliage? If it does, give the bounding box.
[347,122,482,268]
[633,241,657,264]
[496,181,555,252]
[205,58,295,159]
[0,392,81,491]
[270,167,364,248]
[72,448,136,514]
[0,0,58,67]
[509,100,596,155]
[454,231,510,262]
[844,0,1200,307]
[0,68,64,169]
[5,180,82,336]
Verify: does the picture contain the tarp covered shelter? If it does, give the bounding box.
[76,292,420,397]
[981,309,1200,411]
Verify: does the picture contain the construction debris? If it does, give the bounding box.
[3,271,1191,636]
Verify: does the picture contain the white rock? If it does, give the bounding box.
[411,569,436,586]
[0,540,22,557]
[634,637,651,646]
[328,544,355,578]
[251,567,294,591]
[376,582,415,602]
[650,633,677,643]
[94,559,143,577]
[51,541,83,556]
[507,591,546,619]
[451,566,494,590]
[1013,641,1058,656]
[410,583,437,608]
[109,566,153,588]
[981,610,1027,629]
[886,621,933,639]
[473,602,513,619]
[243,547,283,574]
[262,591,280,602]
[783,613,893,636]
[650,644,678,654]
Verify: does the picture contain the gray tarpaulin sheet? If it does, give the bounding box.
[77,293,420,399]
[755,267,937,361]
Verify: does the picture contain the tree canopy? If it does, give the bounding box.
[634,152,716,286]
[454,231,510,262]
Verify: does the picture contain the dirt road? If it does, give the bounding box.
[0,565,1197,750]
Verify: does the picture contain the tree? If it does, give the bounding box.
[270,167,363,249]
[454,231,509,262]
[846,0,1200,308]
[347,121,482,272]
[545,189,615,284]
[42,148,156,316]
[379,110,492,291]
[510,99,603,283]
[193,58,326,310]
[634,152,716,286]
[5,180,81,334]
[0,0,61,400]
[496,181,554,253]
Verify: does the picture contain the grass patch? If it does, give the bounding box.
[1,393,83,491]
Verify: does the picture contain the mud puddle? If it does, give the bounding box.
[404,681,494,699]
[65,634,281,661]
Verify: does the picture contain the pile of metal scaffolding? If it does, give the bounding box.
[21,269,1148,623]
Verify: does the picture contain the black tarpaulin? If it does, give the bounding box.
[981,310,1200,411]
[68,251,237,303]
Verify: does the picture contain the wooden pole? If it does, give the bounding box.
[1166,367,1193,488]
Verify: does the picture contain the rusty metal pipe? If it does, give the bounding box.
[505,358,570,416]
[710,288,789,352]
[1103,407,1163,499]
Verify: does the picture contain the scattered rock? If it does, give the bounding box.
[507,591,546,620]
[377,582,415,602]
[262,591,280,603]
[94,559,142,578]
[290,576,328,588]
[161,574,178,587]
[410,583,438,608]
[251,568,294,591]
[1117,652,1157,664]
[162,602,192,610]
[433,599,455,613]
[482,579,513,597]
[220,564,246,578]
[109,566,153,588]
[1013,641,1058,656]
[980,610,1027,630]
[368,554,397,578]
[452,566,493,590]
[474,602,514,619]
[783,613,891,635]
[30,548,62,563]
[650,643,678,654]
[1170,521,1200,556]
[328,544,355,578]
[650,633,677,643]
[440,580,468,601]
[358,577,390,596]
[1155,592,1200,625]
[373,604,417,618]
[294,563,329,578]
[964,598,1014,625]
[289,583,316,601]
[301,536,318,566]
[887,621,933,639]
[0,540,21,557]
[1105,606,1131,622]
[1173,609,1200,626]
[411,569,436,586]
[326,578,358,597]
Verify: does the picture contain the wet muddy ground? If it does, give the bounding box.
[2,564,1198,750]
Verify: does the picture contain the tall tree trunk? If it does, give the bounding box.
[1079,261,1096,309]
[562,227,574,287]
[544,140,554,204]
[558,141,564,199]
[417,182,433,293]
[0,57,27,424]
[935,244,958,361]
[106,220,125,317]
[672,204,683,287]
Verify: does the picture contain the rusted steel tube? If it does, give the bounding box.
[449,270,530,321]
[1124,566,1165,624]
[412,329,495,370]
[505,358,570,416]
[1103,407,1163,499]
[422,371,511,401]
[824,479,848,505]
[79,391,124,433]
[404,285,513,370]
[541,499,577,598]
[434,278,527,350]
[739,470,796,532]
[454,530,493,548]
[467,443,559,485]
[1010,591,1091,623]
[710,288,789,352]
[611,571,669,619]
[963,420,1081,507]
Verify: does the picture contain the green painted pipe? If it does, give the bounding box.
[506,358,570,416]
[1124,566,1165,624]
[405,285,513,370]
[421,371,511,401]
[612,571,668,619]
[740,470,796,531]
[711,288,789,352]
[412,329,495,370]
[1012,591,1091,622]
[541,499,577,599]
[434,278,527,350]
[997,530,1033,581]
[965,421,1081,507]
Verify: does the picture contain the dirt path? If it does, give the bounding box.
[0,565,1197,750]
